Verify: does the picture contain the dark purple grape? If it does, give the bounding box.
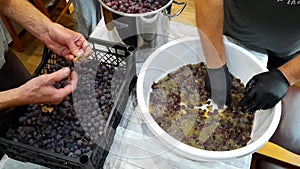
[104,0,163,14]
[74,149,82,156]
[4,56,121,158]
[18,116,27,123]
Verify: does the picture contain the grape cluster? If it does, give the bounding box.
[103,0,163,14]
[5,56,119,158]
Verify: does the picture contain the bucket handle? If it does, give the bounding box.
[164,1,187,18]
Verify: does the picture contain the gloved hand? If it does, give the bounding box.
[205,64,232,107]
[240,69,290,111]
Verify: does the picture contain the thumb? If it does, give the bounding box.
[48,67,71,83]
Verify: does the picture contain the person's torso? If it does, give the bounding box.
[224,0,300,57]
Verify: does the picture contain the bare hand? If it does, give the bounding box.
[18,67,78,105]
[43,23,92,61]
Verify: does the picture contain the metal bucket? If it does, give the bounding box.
[99,0,186,49]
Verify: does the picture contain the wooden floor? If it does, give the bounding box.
[9,0,196,74]
[171,0,196,26]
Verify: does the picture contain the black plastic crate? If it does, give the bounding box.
[0,38,137,169]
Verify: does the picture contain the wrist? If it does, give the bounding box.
[206,63,227,70]
[37,22,57,45]
[278,67,292,86]
[206,61,226,69]
[275,68,290,86]
[206,64,231,82]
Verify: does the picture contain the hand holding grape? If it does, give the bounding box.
[17,67,78,105]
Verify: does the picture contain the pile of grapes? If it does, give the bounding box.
[5,57,120,158]
[149,62,255,151]
[103,0,163,14]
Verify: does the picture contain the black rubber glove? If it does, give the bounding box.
[240,69,290,111]
[205,64,232,107]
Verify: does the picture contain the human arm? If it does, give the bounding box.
[240,54,300,111]
[195,0,225,68]
[0,67,77,110]
[278,54,300,86]
[0,0,91,60]
[195,0,231,106]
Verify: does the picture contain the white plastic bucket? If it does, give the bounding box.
[136,37,281,161]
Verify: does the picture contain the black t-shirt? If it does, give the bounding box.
[224,0,300,58]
